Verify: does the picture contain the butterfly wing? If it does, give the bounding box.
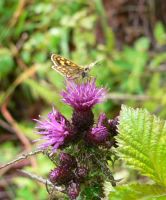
[51,54,83,80]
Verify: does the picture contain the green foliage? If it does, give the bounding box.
[117,105,166,186]
[121,37,150,93]
[13,177,48,200]
[109,105,166,199]
[0,142,20,163]
[24,79,58,103]
[80,183,103,200]
[109,183,166,200]
[154,22,166,46]
[0,48,14,79]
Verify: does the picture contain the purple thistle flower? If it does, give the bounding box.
[87,126,109,145]
[62,79,106,132]
[85,112,109,145]
[61,79,106,111]
[35,108,74,153]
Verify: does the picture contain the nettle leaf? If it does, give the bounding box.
[116,105,166,186]
[109,183,166,200]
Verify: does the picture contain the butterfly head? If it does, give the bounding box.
[81,67,90,78]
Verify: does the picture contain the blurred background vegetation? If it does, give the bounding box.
[1,0,166,199]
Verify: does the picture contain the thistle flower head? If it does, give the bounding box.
[35,108,73,153]
[61,79,106,111]
[87,126,109,145]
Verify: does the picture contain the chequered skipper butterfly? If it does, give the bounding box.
[51,54,100,80]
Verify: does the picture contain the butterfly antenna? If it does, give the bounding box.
[88,58,103,69]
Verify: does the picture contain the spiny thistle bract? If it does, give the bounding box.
[35,79,118,199]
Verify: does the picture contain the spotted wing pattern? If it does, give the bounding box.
[51,54,83,80]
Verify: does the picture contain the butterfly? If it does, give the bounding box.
[51,54,100,80]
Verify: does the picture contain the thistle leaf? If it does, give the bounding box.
[116,105,166,186]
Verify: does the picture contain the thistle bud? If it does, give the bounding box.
[49,165,74,185]
[60,153,77,169]
[67,180,80,200]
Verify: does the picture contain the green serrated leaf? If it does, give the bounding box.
[109,183,166,200]
[116,105,166,186]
